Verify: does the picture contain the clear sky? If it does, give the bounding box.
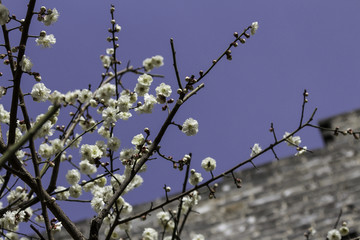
[3,0,360,229]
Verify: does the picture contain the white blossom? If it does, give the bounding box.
[134,83,150,96]
[7,186,27,204]
[111,174,125,191]
[295,146,307,156]
[339,226,349,236]
[66,134,82,149]
[55,186,70,200]
[107,136,121,151]
[64,91,78,105]
[156,83,172,97]
[20,55,33,72]
[106,48,114,55]
[38,143,53,158]
[191,234,205,240]
[135,93,157,114]
[143,55,164,71]
[69,184,82,198]
[152,55,164,68]
[79,160,97,175]
[142,228,158,240]
[283,132,301,146]
[0,211,18,230]
[157,211,174,232]
[182,190,201,212]
[102,107,119,125]
[251,21,259,35]
[96,83,116,102]
[66,169,81,185]
[91,196,105,213]
[0,3,9,25]
[36,33,56,48]
[115,24,121,32]
[131,133,145,146]
[78,89,92,103]
[82,181,95,192]
[100,55,111,68]
[43,8,59,26]
[98,126,111,138]
[0,104,10,124]
[120,148,137,163]
[201,157,216,172]
[138,74,153,86]
[49,90,65,104]
[189,169,203,186]
[94,175,107,187]
[250,143,262,157]
[80,144,103,162]
[52,222,62,232]
[31,82,51,102]
[6,232,19,240]
[0,86,6,99]
[327,229,341,240]
[117,94,133,112]
[182,118,199,136]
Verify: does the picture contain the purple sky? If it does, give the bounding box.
[3,0,360,230]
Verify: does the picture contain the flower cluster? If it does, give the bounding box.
[189,169,203,186]
[143,55,164,71]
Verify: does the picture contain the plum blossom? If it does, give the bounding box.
[0,3,9,25]
[100,55,111,68]
[43,8,59,26]
[143,55,164,71]
[283,132,301,146]
[0,104,10,124]
[156,83,172,103]
[327,229,341,240]
[55,186,70,200]
[138,74,153,86]
[182,118,199,136]
[134,83,150,96]
[20,55,33,72]
[201,157,216,172]
[69,184,82,198]
[66,169,81,185]
[191,234,205,240]
[250,143,262,157]
[135,93,157,114]
[79,160,97,175]
[295,146,307,156]
[131,133,145,146]
[156,211,174,232]
[189,169,203,186]
[142,228,158,240]
[251,21,259,35]
[36,32,56,48]
[31,83,51,102]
